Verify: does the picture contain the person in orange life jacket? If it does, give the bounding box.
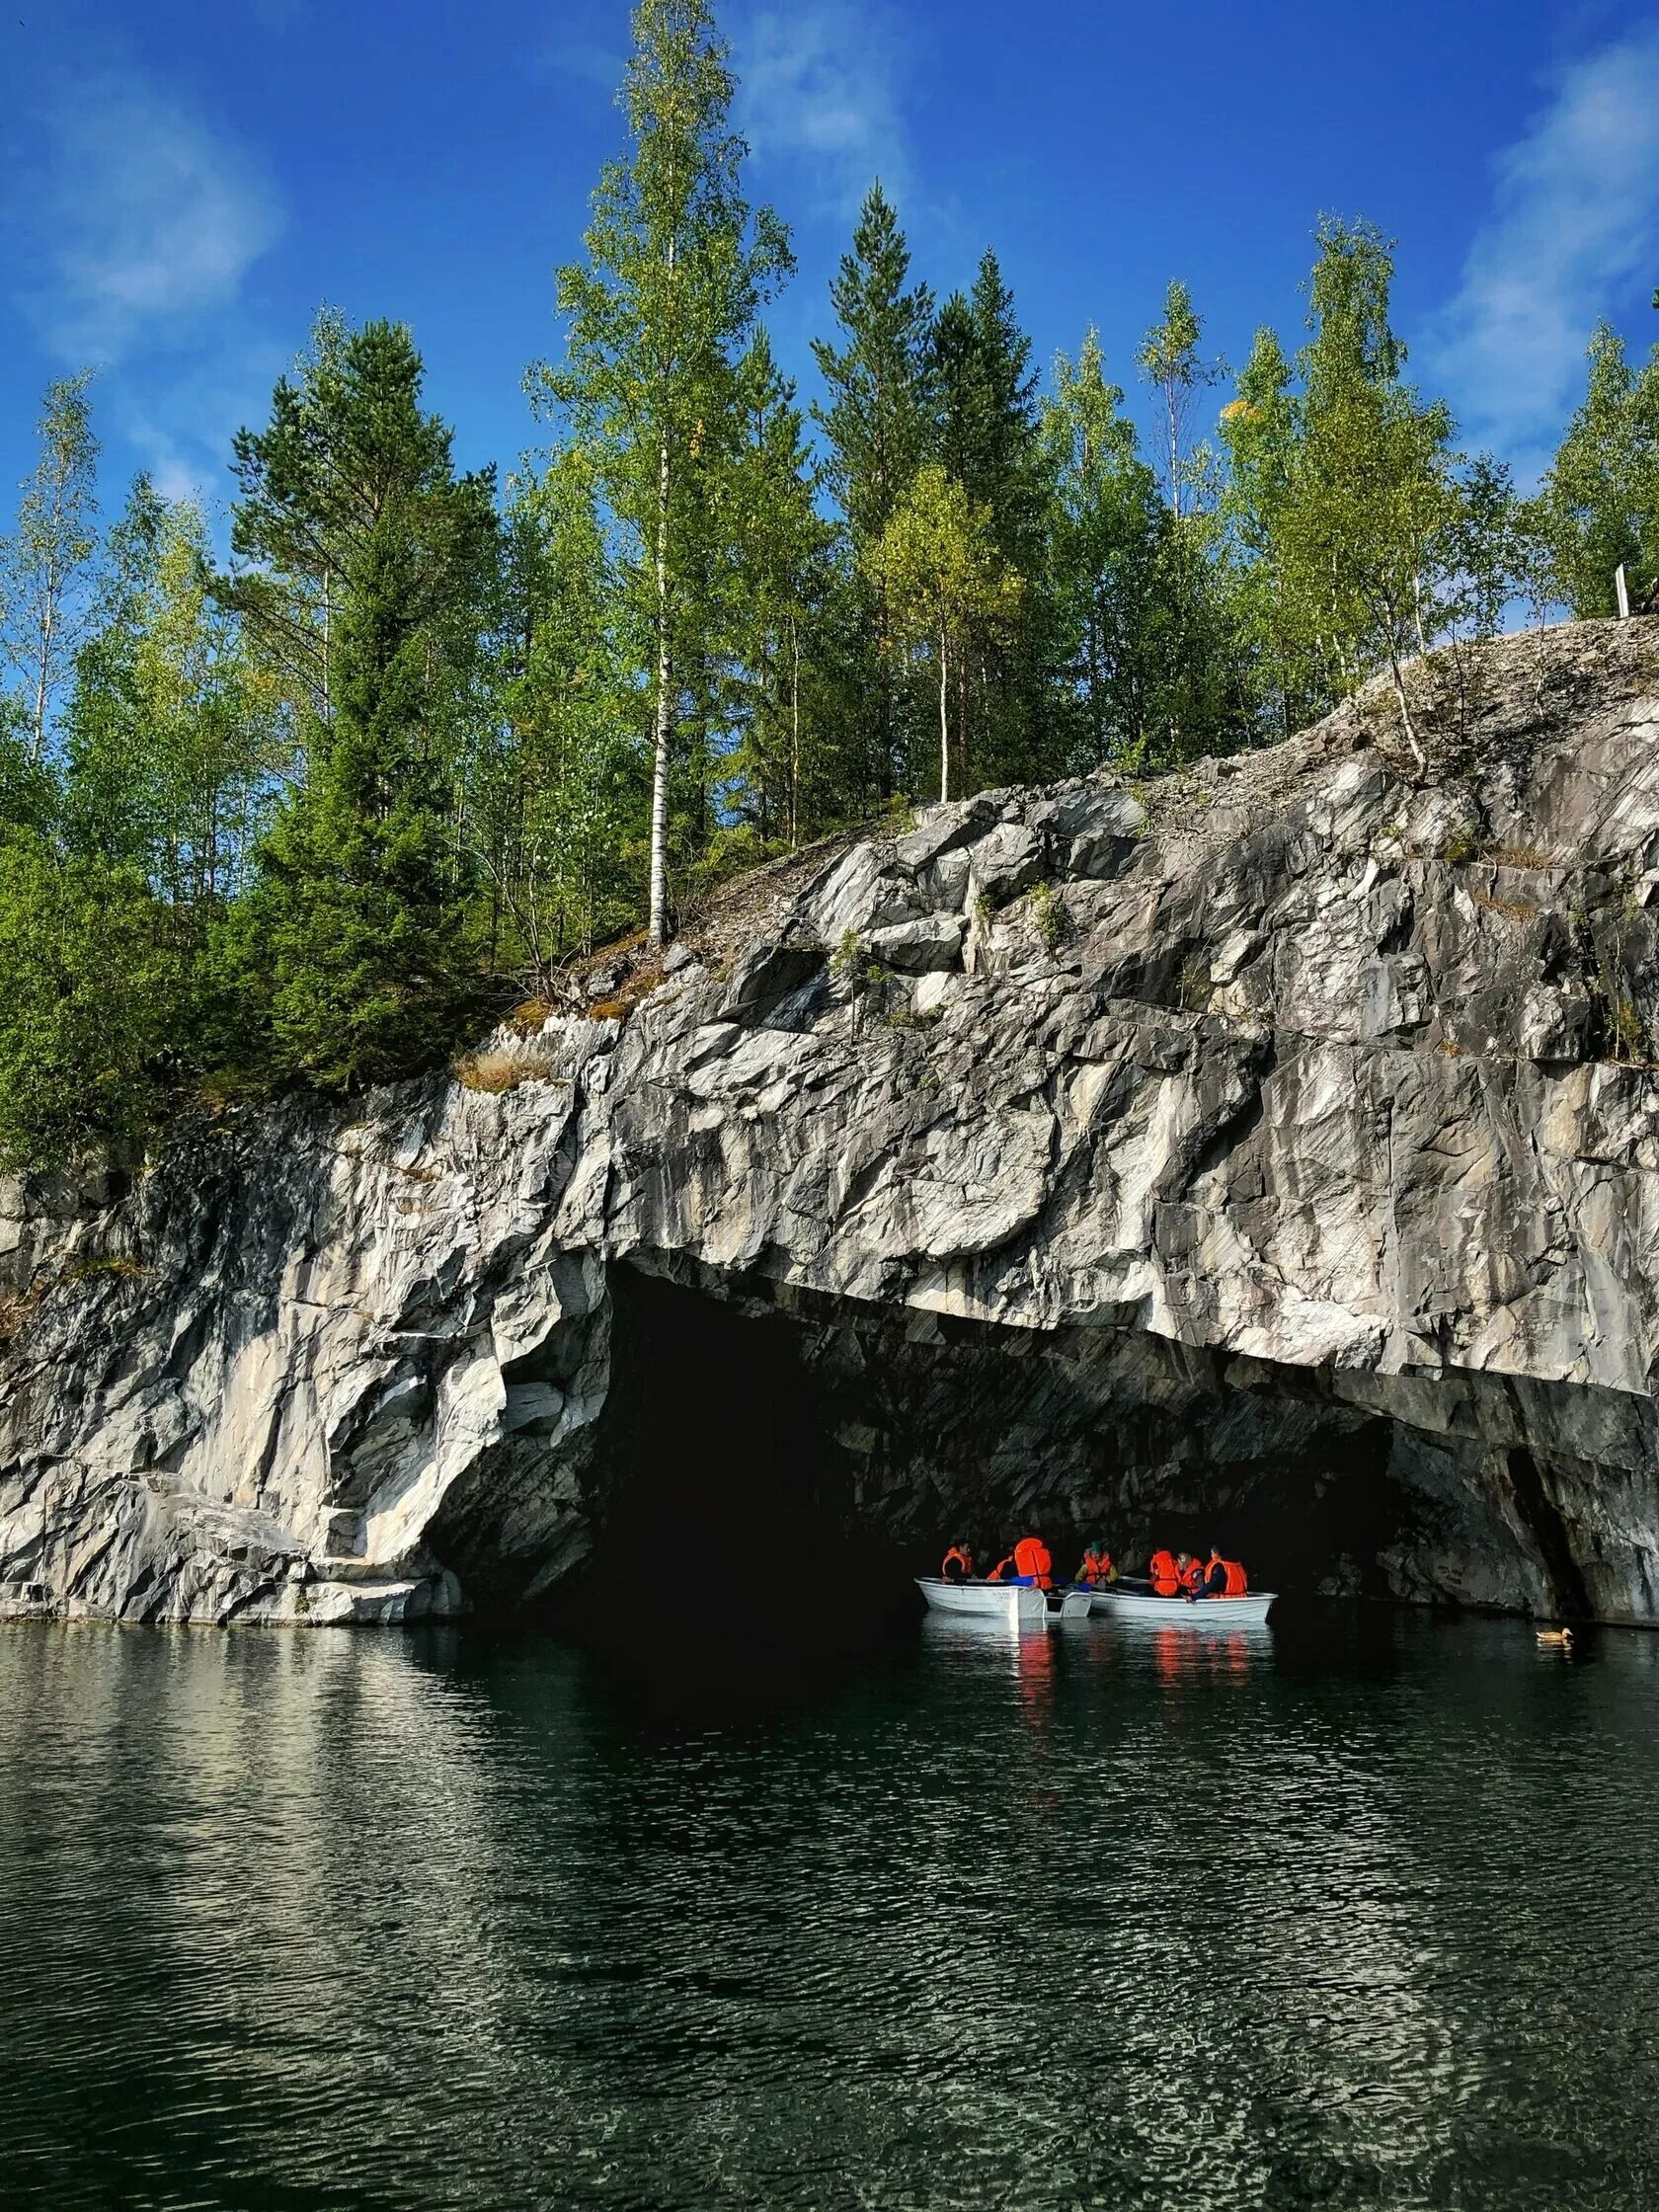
[987,1547,1016,1583]
[1195,1547,1248,1599]
[1010,1535,1054,1589]
[940,1542,975,1583]
[1076,1542,1116,1587]
[1176,1550,1205,1597]
[1148,1546,1179,1597]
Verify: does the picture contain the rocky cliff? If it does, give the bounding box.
[6,619,1659,1627]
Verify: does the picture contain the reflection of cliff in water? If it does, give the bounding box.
[5,1617,1659,2206]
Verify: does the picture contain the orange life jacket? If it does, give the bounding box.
[1178,1557,1204,1595]
[1211,1555,1247,1597]
[988,1554,1015,1583]
[1149,1548,1178,1597]
[1012,1536,1053,1590]
[941,1545,974,1580]
[1079,1548,1115,1586]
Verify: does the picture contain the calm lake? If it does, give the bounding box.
[2,1608,1655,2210]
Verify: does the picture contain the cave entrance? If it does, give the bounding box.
[578,1265,909,1643]
[574,1262,1452,1625]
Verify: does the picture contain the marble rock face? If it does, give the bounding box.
[6,620,1659,1625]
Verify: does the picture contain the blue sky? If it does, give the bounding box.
[4,0,1659,532]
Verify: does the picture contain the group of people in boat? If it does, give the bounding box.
[939,1536,1248,1602]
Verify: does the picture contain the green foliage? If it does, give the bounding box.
[865,464,1023,801]
[224,319,498,1090]
[1028,878,1066,952]
[1136,279,1224,522]
[722,332,837,845]
[2,14,1656,1180]
[1533,323,1659,616]
[811,181,935,807]
[1043,333,1165,763]
[542,0,792,944]
[1219,218,1530,762]
[0,830,179,1172]
[0,374,102,760]
[470,450,643,977]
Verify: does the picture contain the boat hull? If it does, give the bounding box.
[916,1578,1084,1626]
[1087,1585,1275,1628]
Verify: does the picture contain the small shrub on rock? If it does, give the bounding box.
[453,1043,549,1095]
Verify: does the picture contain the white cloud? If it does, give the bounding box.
[119,336,290,514]
[544,39,627,93]
[1424,26,1659,479]
[733,1,910,218]
[19,68,283,366]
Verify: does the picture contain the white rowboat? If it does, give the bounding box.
[915,1578,1090,1627]
[1086,1584,1275,1628]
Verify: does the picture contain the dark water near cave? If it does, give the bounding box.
[2,1612,1658,2211]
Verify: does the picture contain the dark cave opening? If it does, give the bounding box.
[564,1263,1486,1629]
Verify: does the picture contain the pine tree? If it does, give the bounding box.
[222,320,499,1088]
[544,0,791,945]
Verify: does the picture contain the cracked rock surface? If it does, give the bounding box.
[6,620,1659,1625]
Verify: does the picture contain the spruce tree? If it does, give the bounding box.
[812,181,934,803]
[929,252,1050,781]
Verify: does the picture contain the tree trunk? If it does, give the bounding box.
[648,221,677,949]
[789,613,801,848]
[938,626,950,804]
[648,421,672,945]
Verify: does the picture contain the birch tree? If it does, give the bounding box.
[543,0,790,944]
[1135,281,1222,522]
[867,465,1022,803]
[0,373,101,761]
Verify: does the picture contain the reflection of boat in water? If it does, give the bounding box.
[915,1578,1091,1628]
[1086,1581,1275,1629]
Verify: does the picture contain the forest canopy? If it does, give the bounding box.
[1,0,1657,1174]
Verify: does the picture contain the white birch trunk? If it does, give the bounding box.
[648,229,676,948]
[789,613,800,848]
[938,626,950,804]
[649,421,672,945]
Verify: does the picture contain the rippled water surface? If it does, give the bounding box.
[3,1610,1657,2209]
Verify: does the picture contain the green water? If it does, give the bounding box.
[1,1610,1655,2210]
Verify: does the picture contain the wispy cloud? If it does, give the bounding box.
[543,40,627,94]
[18,67,283,367]
[733,1,911,218]
[1424,25,1659,479]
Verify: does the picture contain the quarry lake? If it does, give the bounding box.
[3,1612,1657,2212]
